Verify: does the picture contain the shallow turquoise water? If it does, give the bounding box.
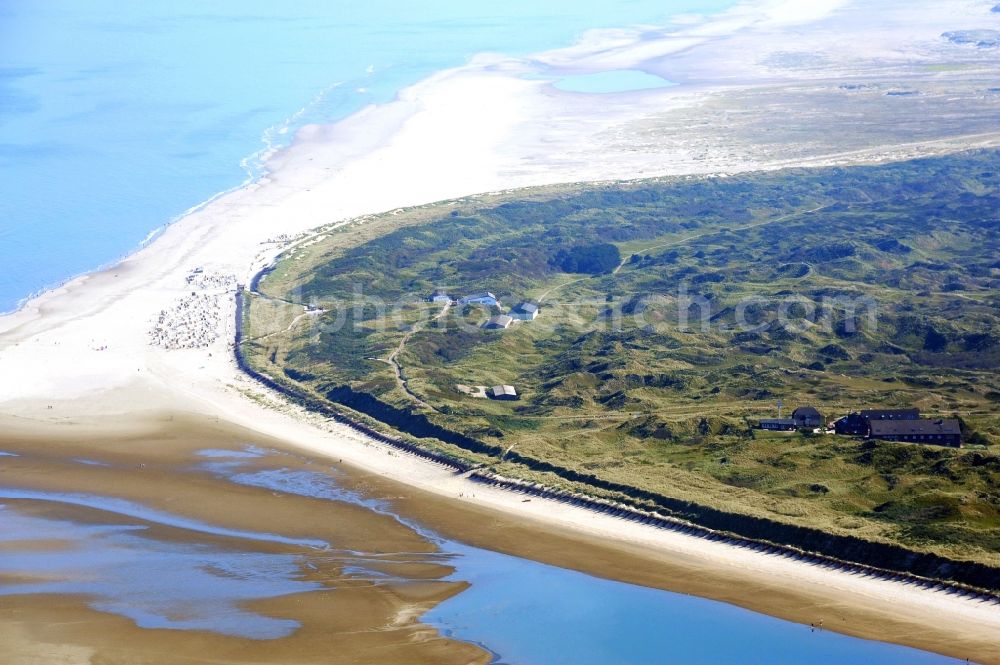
[0,0,734,312]
[553,69,676,93]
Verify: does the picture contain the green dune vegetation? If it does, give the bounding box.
[243,150,1000,568]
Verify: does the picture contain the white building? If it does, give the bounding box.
[459,292,500,307]
[510,302,539,321]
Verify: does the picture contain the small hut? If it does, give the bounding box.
[489,385,518,401]
[483,314,513,330]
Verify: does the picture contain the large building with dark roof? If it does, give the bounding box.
[834,413,867,436]
[861,408,920,422]
[791,407,823,428]
[835,408,921,436]
[868,419,962,448]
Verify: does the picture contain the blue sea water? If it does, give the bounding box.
[0,0,734,313]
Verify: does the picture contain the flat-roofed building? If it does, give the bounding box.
[459,292,500,307]
[759,419,797,431]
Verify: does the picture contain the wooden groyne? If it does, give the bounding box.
[467,469,1000,606]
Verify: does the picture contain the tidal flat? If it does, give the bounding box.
[0,414,981,664]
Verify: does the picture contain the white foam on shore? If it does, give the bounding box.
[245,81,347,181]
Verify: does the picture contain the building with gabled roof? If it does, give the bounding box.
[489,385,518,401]
[483,314,513,330]
[835,408,921,436]
[861,408,920,422]
[510,302,539,321]
[868,419,962,448]
[834,413,868,436]
[791,407,823,428]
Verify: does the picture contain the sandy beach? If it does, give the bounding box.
[2,0,1000,662]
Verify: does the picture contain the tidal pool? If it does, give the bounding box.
[0,505,318,639]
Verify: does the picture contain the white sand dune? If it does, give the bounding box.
[2,0,1000,660]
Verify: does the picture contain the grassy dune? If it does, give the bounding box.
[244,150,1000,565]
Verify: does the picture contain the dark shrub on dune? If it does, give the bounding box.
[552,243,622,275]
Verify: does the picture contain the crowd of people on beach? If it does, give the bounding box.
[149,270,236,350]
[184,269,237,291]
